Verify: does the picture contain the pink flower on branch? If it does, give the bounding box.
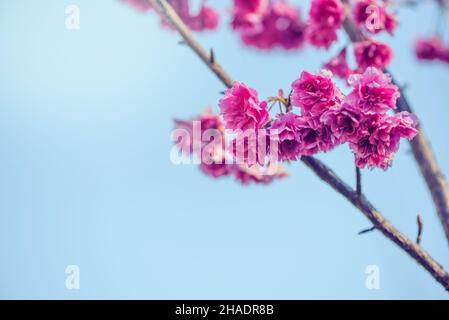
[346,67,399,115]
[269,112,303,161]
[307,0,344,49]
[309,0,345,29]
[291,70,343,116]
[235,1,307,50]
[125,0,219,32]
[323,47,353,79]
[415,36,449,65]
[125,0,152,12]
[350,112,417,169]
[219,82,270,131]
[321,103,363,143]
[354,39,393,72]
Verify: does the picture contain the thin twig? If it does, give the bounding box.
[356,166,362,197]
[341,0,449,247]
[149,0,449,291]
[358,226,376,235]
[417,214,424,244]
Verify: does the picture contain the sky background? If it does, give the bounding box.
[1,0,449,299]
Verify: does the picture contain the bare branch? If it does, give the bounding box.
[149,0,449,291]
[417,214,424,244]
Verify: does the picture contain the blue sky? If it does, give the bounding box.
[0,0,449,299]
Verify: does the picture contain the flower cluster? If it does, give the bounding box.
[415,37,449,65]
[125,0,219,32]
[173,108,287,185]
[352,0,397,35]
[307,0,345,49]
[216,67,417,172]
[231,0,307,50]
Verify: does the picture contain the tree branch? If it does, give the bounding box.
[341,0,449,247]
[149,0,449,291]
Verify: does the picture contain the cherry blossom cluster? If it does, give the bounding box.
[217,67,417,172]
[306,0,345,49]
[125,0,219,32]
[230,0,307,50]
[173,108,287,185]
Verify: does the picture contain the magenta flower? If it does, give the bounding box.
[125,0,152,12]
[230,130,270,166]
[189,4,220,31]
[309,0,344,29]
[269,113,303,161]
[173,108,224,155]
[291,70,343,116]
[231,0,268,30]
[354,40,393,72]
[346,67,399,115]
[219,82,269,131]
[306,0,344,49]
[239,1,307,50]
[294,115,337,155]
[352,0,397,35]
[323,47,352,79]
[234,163,287,185]
[350,113,417,169]
[415,36,449,64]
[321,104,363,143]
[306,25,338,50]
[200,159,233,178]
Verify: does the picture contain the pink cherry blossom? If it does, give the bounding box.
[291,70,343,116]
[307,0,344,49]
[238,1,307,50]
[269,112,303,161]
[173,108,224,155]
[128,0,219,32]
[234,163,287,185]
[309,0,344,29]
[219,82,269,131]
[323,47,352,79]
[200,159,233,178]
[354,40,393,72]
[350,112,417,169]
[231,0,269,30]
[415,37,448,62]
[295,115,338,155]
[321,104,363,143]
[125,0,152,12]
[189,4,220,31]
[346,67,399,115]
[230,130,270,166]
[306,25,338,50]
[352,0,397,35]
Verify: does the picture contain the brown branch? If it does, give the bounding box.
[356,166,362,197]
[341,0,449,247]
[417,214,424,244]
[149,0,449,291]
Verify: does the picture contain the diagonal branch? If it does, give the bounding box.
[149,0,449,291]
[341,0,449,248]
